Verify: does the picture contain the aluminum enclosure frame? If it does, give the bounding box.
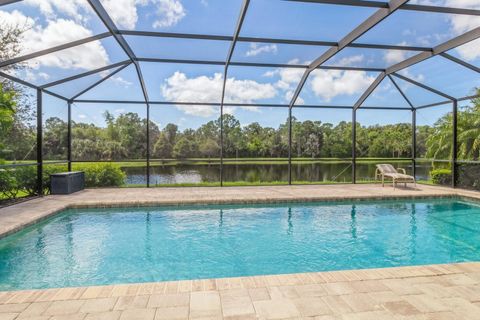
[1,0,480,192]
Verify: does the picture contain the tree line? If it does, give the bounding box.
[2,93,480,163]
[0,109,427,161]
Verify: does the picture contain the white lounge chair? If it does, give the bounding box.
[375,164,416,189]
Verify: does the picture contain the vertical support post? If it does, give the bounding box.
[67,101,72,172]
[352,108,357,184]
[220,104,224,187]
[452,99,458,188]
[146,103,150,187]
[288,107,292,185]
[36,89,43,196]
[412,109,416,179]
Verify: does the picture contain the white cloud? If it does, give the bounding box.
[309,70,376,102]
[24,0,91,23]
[25,0,186,30]
[152,0,186,28]
[455,38,480,61]
[445,0,480,61]
[78,114,87,119]
[24,70,50,82]
[0,10,109,69]
[161,72,277,116]
[27,19,110,70]
[407,1,480,61]
[101,0,139,29]
[263,59,305,103]
[0,10,110,71]
[109,76,133,87]
[0,9,35,30]
[246,43,278,57]
[336,55,364,67]
[384,42,410,64]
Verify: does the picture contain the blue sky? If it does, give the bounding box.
[0,0,479,129]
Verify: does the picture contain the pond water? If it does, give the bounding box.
[123,161,447,185]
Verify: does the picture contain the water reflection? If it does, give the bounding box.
[287,207,293,235]
[124,162,437,185]
[350,205,357,240]
[145,212,152,262]
[410,204,417,257]
[219,209,224,228]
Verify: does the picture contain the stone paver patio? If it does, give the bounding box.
[1,262,480,319]
[1,184,480,319]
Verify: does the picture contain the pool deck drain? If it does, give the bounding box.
[1,262,480,319]
[1,185,480,319]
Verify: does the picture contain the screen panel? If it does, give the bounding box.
[149,104,221,187]
[291,107,353,184]
[356,109,413,183]
[415,104,453,183]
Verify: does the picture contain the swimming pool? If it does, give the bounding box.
[1,197,479,290]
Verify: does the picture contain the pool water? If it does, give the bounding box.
[1,198,480,290]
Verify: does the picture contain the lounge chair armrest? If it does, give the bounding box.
[396,168,406,174]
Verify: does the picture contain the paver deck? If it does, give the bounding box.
[1,262,480,319]
[1,184,480,319]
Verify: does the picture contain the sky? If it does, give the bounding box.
[0,0,479,129]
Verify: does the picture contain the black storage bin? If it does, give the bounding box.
[50,171,85,194]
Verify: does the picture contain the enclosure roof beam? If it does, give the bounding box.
[0,71,69,101]
[386,27,480,74]
[87,0,150,105]
[0,0,22,7]
[415,100,451,110]
[87,0,136,60]
[440,53,480,73]
[287,0,407,109]
[135,57,385,72]
[409,93,480,110]
[117,30,432,52]
[392,72,455,101]
[459,94,480,102]
[225,0,250,70]
[70,99,412,110]
[387,74,415,109]
[286,0,480,16]
[70,62,132,101]
[0,33,111,69]
[39,60,130,89]
[219,0,250,111]
[353,72,386,110]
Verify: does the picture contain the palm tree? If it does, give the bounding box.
[426,89,480,161]
[457,97,480,161]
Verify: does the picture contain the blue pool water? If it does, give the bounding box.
[1,198,480,290]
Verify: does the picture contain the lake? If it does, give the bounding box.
[123,161,445,186]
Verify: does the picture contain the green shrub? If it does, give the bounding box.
[1,163,125,202]
[0,168,18,199]
[15,165,38,196]
[73,163,126,187]
[430,169,452,185]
